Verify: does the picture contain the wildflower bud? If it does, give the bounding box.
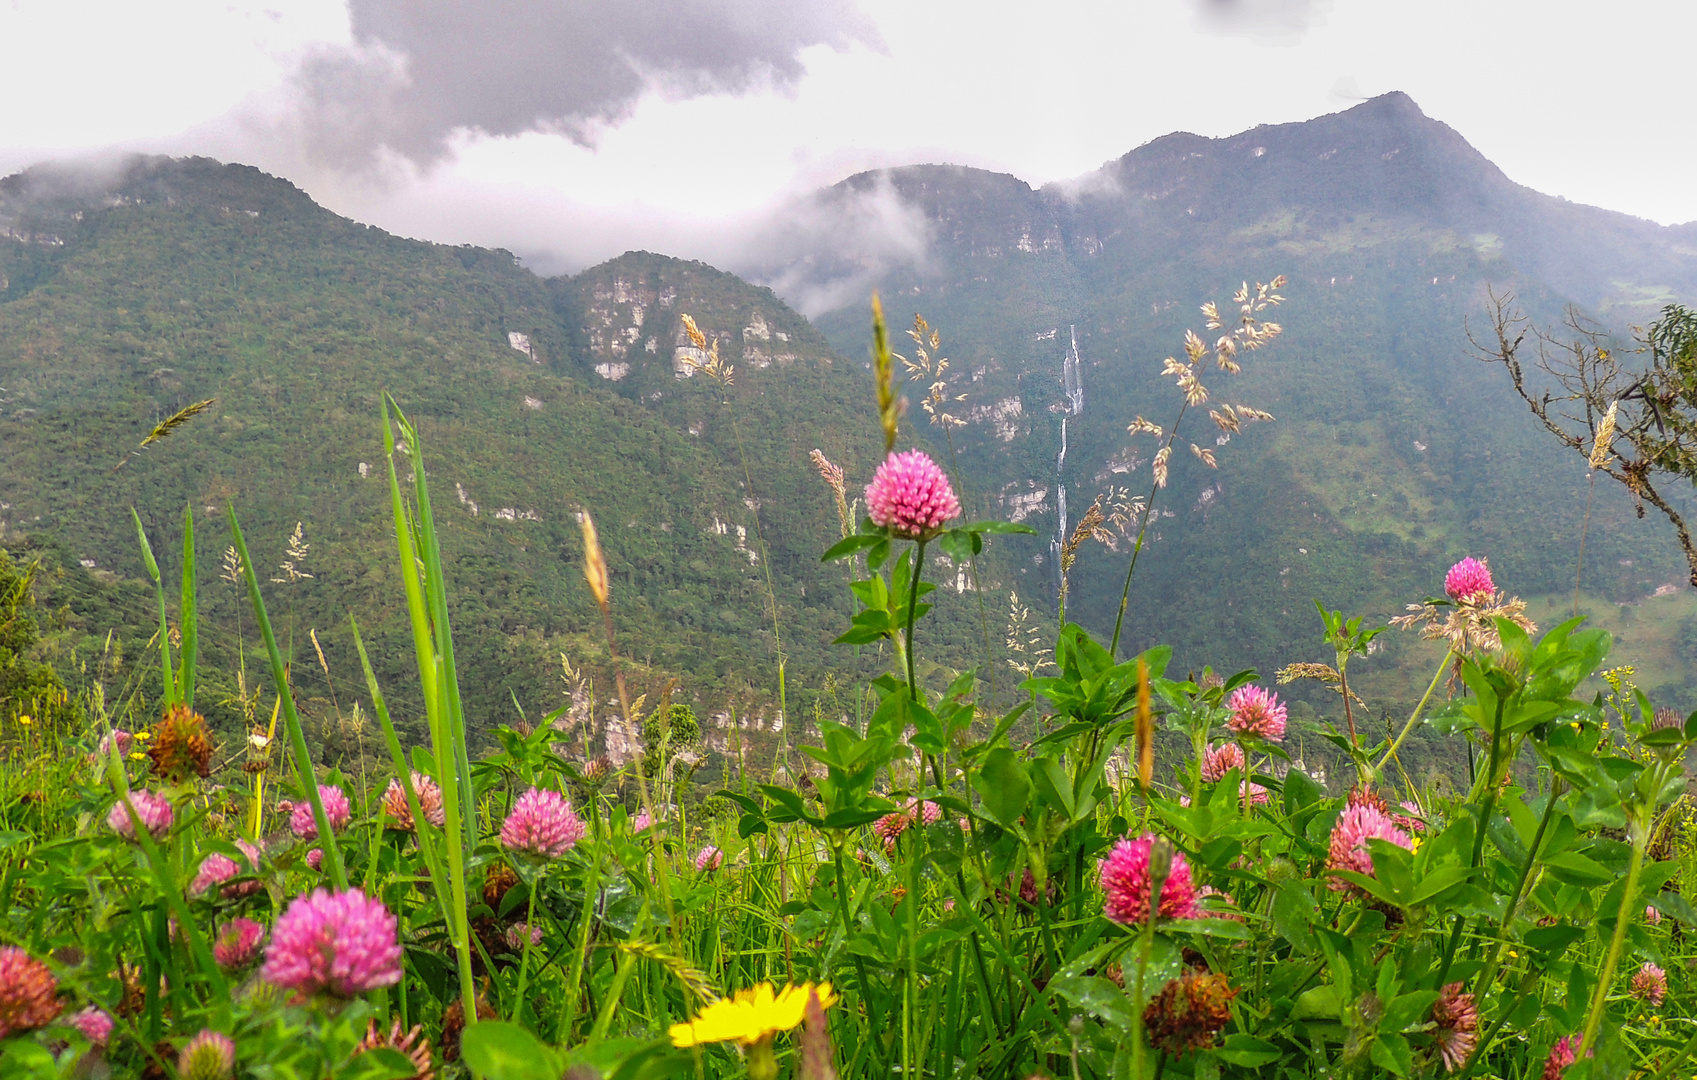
[1099,835,1196,925]
[1149,838,1174,886]
[0,948,61,1038]
[865,450,961,540]
[261,889,402,997]
[799,987,837,1080]
[69,1006,114,1048]
[213,918,266,971]
[107,790,173,842]
[1631,963,1668,1006]
[178,1029,236,1080]
[499,788,587,859]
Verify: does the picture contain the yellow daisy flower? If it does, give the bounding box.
[669,981,836,1049]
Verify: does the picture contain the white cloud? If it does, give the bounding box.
[2,0,1695,291]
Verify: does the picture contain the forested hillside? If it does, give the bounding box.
[4,91,1696,781]
[773,92,1697,712]
[0,159,1006,762]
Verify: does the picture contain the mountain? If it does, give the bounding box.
[2,91,1694,770]
[0,158,999,761]
[755,92,1697,709]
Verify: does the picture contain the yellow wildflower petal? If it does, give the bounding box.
[668,982,836,1048]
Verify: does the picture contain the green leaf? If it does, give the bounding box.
[1051,974,1136,1030]
[822,531,886,562]
[1523,924,1585,956]
[957,520,1038,535]
[1291,984,1342,1020]
[1380,990,1440,1034]
[1272,883,1319,953]
[1651,891,1697,924]
[821,807,888,830]
[0,1040,56,1080]
[1330,869,1400,907]
[1544,851,1613,887]
[344,1048,426,1080]
[1217,1034,1281,1067]
[1030,756,1075,818]
[972,746,1030,829]
[1407,865,1475,907]
[1371,1032,1412,1076]
[461,1022,560,1080]
[1166,917,1254,940]
[1283,768,1323,814]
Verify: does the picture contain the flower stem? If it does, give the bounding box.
[905,540,928,701]
[1109,404,1188,658]
[1574,470,1598,618]
[511,875,540,1019]
[1581,807,1649,1049]
[1373,650,1454,779]
[558,839,598,1041]
[1438,690,1506,986]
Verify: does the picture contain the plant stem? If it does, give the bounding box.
[1373,650,1454,779]
[906,540,928,701]
[512,876,540,1019]
[1581,806,1650,1049]
[1439,690,1506,985]
[833,841,884,1072]
[559,848,599,1042]
[1109,404,1188,657]
[1472,780,1563,999]
[1574,471,1597,618]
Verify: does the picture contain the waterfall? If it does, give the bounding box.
[1052,325,1082,593]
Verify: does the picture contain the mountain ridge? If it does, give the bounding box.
[2,91,1695,760]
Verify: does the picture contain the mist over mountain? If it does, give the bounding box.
[2,91,1693,765]
[753,91,1697,705]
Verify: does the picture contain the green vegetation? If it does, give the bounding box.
[0,159,1009,775]
[0,403,1692,1079]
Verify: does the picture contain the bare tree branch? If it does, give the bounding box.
[1473,289,1697,588]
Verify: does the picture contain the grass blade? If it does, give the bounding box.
[177,504,197,707]
[381,396,478,1024]
[348,614,451,908]
[131,508,175,707]
[226,504,349,891]
[393,403,476,851]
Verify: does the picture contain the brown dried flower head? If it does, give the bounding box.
[1390,592,1536,654]
[358,1018,436,1080]
[149,704,214,782]
[483,863,520,910]
[1143,969,1239,1056]
[438,995,498,1062]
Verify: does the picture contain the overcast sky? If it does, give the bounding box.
[2,0,1692,277]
